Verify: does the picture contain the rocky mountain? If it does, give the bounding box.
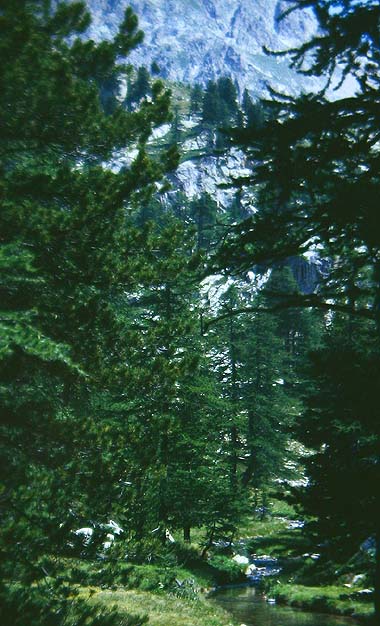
[84,0,326,293]
[84,0,319,96]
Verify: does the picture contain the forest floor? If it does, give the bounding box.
[56,499,374,624]
[238,499,375,621]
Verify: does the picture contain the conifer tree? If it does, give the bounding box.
[217,76,239,121]
[189,192,219,251]
[202,80,223,123]
[190,83,204,115]
[0,1,173,622]
[216,0,380,617]
[298,315,380,562]
[242,89,265,130]
[125,65,151,109]
[120,210,243,544]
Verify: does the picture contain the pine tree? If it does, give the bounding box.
[298,316,380,562]
[202,80,223,123]
[239,309,297,493]
[190,83,204,115]
[189,192,219,251]
[120,210,242,544]
[0,1,173,622]
[202,77,239,125]
[125,65,151,109]
[151,60,160,76]
[242,89,265,130]
[216,0,380,617]
[217,76,239,121]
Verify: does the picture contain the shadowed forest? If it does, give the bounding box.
[0,1,379,625]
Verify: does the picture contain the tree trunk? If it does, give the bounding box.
[374,528,380,625]
[201,523,215,558]
[183,525,191,543]
[229,313,238,485]
[374,261,380,625]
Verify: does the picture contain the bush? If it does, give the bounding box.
[208,555,246,585]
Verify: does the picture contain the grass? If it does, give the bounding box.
[39,549,244,625]
[269,583,374,620]
[238,509,313,559]
[237,498,375,621]
[87,587,237,626]
[36,498,375,624]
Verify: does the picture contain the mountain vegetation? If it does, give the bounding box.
[0,1,379,625]
[217,0,380,621]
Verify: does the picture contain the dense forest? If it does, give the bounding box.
[0,1,379,625]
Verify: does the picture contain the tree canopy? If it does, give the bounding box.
[215,0,380,619]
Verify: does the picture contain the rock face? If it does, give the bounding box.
[84,0,318,95]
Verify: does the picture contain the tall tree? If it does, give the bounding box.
[0,1,173,623]
[190,83,204,115]
[216,0,380,618]
[298,315,380,563]
[125,64,151,110]
[121,210,243,545]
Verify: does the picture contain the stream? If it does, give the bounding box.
[210,584,357,626]
[209,554,359,626]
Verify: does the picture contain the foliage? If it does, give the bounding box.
[126,66,152,110]
[202,77,239,125]
[0,0,173,622]
[190,84,204,115]
[0,581,148,626]
[267,582,374,618]
[215,0,380,617]
[208,555,246,585]
[297,317,380,558]
[91,588,235,626]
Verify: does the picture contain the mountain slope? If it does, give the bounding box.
[85,0,318,95]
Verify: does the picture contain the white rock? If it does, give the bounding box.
[233,554,249,565]
[74,527,93,545]
[165,529,176,543]
[106,520,124,535]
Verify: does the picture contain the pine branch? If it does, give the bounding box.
[204,294,375,330]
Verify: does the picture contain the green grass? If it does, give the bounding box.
[236,499,375,621]
[238,514,313,559]
[88,588,237,626]
[269,583,374,619]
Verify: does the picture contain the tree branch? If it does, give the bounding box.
[204,294,375,330]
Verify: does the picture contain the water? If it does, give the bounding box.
[210,585,357,626]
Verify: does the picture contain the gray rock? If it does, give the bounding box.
[83,0,319,96]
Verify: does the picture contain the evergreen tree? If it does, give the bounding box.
[209,285,245,486]
[0,1,173,622]
[125,65,151,109]
[151,60,160,76]
[298,316,380,563]
[202,271,308,521]
[121,212,243,544]
[216,0,380,617]
[202,80,223,123]
[189,192,219,251]
[217,76,239,121]
[190,83,204,115]
[242,89,265,130]
[239,291,300,494]
[202,77,239,125]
